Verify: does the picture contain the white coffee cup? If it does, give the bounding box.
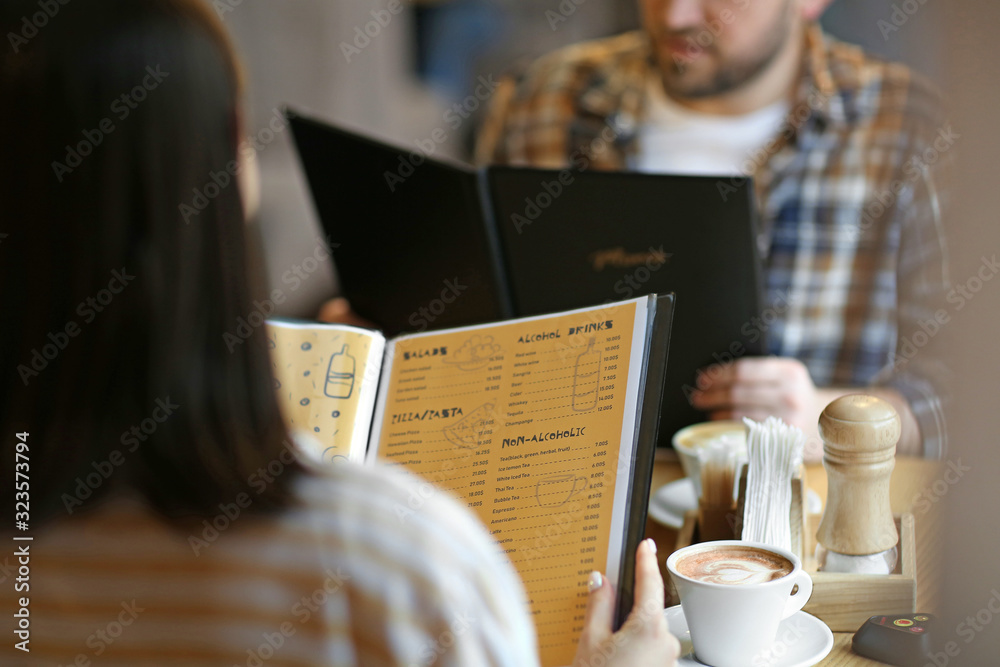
[672,420,746,498]
[666,540,813,667]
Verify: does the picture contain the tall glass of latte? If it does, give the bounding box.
[666,540,813,667]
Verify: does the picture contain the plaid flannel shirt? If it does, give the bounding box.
[476,25,953,458]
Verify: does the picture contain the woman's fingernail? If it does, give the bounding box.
[587,571,603,592]
[646,538,657,555]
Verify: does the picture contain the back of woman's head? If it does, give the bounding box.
[0,0,302,525]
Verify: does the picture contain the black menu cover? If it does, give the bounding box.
[487,167,764,436]
[288,113,512,336]
[289,110,764,446]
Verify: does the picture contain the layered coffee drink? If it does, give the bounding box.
[675,545,793,585]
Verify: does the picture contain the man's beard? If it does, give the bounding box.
[658,7,795,99]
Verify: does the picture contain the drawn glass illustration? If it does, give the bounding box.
[535,473,589,508]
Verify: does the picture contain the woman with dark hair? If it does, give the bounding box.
[0,1,677,665]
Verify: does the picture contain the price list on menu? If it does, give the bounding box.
[371,299,646,667]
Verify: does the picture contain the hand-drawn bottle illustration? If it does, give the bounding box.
[324,344,356,399]
[572,338,601,412]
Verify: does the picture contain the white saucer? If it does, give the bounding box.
[648,478,823,529]
[664,605,833,667]
[648,478,698,528]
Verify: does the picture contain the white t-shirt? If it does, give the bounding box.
[630,74,790,176]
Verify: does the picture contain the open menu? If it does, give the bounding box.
[267,295,674,667]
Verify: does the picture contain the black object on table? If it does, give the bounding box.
[852,613,937,666]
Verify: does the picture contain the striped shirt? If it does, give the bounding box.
[476,25,953,459]
[1,463,539,666]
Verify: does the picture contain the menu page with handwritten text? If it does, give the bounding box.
[369,298,650,667]
[267,321,385,463]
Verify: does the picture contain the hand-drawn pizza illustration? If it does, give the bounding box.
[444,335,502,371]
[443,402,496,449]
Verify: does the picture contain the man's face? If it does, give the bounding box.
[640,0,800,99]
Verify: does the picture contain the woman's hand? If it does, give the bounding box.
[573,538,680,666]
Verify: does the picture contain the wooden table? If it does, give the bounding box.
[645,455,943,666]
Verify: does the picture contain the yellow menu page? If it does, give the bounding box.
[369,298,650,667]
[267,321,385,463]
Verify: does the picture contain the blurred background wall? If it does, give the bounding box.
[221,0,944,318]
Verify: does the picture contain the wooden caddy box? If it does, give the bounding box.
[673,473,917,632]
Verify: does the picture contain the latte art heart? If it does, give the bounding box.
[695,560,788,585]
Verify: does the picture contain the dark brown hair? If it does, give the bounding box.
[0,0,304,525]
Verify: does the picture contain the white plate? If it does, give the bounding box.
[664,605,834,667]
[648,478,823,529]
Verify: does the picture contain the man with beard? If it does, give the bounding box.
[476,0,953,459]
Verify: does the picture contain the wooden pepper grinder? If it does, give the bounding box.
[816,395,900,574]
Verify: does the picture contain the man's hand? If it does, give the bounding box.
[690,356,923,459]
[690,357,830,461]
[316,297,377,328]
[573,539,680,667]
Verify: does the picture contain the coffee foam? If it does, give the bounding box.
[676,546,793,586]
[675,423,746,453]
